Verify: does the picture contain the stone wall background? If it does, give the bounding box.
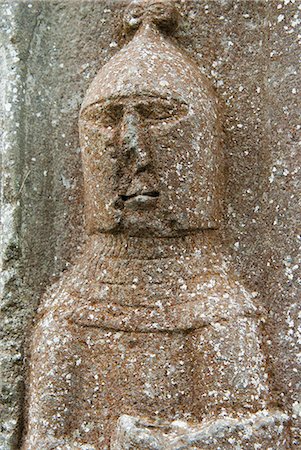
[0,0,300,448]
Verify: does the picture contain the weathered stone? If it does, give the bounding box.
[111,411,290,449]
[20,1,293,448]
[1,1,300,449]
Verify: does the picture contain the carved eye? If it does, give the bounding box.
[100,105,124,128]
[136,100,188,123]
[82,104,123,129]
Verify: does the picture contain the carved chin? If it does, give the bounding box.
[120,215,180,237]
[113,207,191,237]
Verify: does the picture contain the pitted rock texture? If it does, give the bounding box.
[1,0,300,449]
[23,235,279,449]
[22,2,291,449]
[80,11,223,236]
[111,412,289,449]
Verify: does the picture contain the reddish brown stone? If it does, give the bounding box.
[22,2,290,449]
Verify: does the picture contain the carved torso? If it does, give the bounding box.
[24,235,271,449]
[44,234,258,332]
[23,2,289,448]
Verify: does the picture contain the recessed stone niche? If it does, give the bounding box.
[0,1,300,449]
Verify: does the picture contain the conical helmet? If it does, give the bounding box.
[80,0,223,236]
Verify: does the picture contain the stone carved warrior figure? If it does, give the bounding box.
[23,1,289,449]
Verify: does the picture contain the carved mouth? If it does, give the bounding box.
[120,191,160,210]
[121,191,160,202]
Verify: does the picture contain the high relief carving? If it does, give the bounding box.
[23,1,289,449]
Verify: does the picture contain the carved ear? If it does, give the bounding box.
[124,0,180,35]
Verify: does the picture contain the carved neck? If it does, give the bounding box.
[85,231,224,261]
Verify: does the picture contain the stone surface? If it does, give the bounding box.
[111,412,289,449]
[23,235,278,448]
[22,1,292,448]
[0,1,300,449]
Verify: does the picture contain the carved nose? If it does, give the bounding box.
[120,112,151,172]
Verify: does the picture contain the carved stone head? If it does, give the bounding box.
[79,1,223,237]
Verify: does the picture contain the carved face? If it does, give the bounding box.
[79,17,223,237]
[80,91,222,237]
